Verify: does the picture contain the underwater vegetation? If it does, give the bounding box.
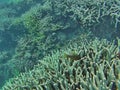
[2,38,120,90]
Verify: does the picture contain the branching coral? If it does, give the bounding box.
[1,0,120,89]
[52,0,120,28]
[2,38,120,90]
[20,0,77,37]
[17,0,120,40]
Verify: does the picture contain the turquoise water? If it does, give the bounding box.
[0,0,120,89]
[0,0,10,3]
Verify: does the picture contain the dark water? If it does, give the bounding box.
[0,0,120,89]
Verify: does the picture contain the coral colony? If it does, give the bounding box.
[0,0,120,90]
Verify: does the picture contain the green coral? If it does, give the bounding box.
[49,0,120,39]
[1,0,120,89]
[53,0,120,28]
[2,38,120,90]
[20,0,120,38]
[21,2,52,35]
[21,1,74,36]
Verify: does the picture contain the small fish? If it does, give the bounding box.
[64,53,81,60]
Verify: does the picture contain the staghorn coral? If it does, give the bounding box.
[52,0,120,28]
[1,0,120,89]
[50,0,120,39]
[21,1,72,37]
[2,38,120,90]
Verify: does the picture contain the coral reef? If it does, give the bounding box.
[21,1,74,37]
[0,0,43,88]
[50,0,120,39]
[15,0,120,40]
[52,0,120,28]
[1,0,120,89]
[2,38,120,90]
